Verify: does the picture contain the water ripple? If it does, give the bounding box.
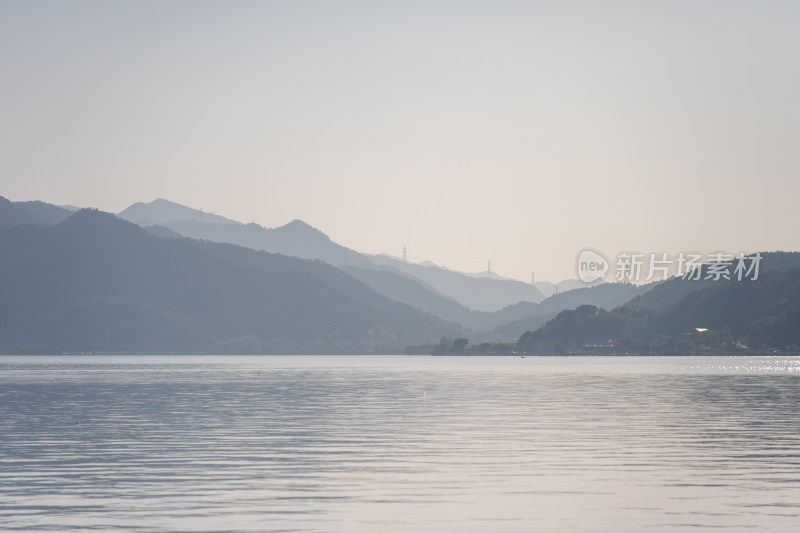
[1,355,799,532]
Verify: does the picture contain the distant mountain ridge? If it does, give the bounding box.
[494,282,655,339]
[118,198,241,226]
[343,264,648,336]
[516,252,800,355]
[0,209,462,354]
[7,195,793,354]
[369,254,547,311]
[113,199,680,334]
[118,198,375,269]
[0,196,72,227]
[2,195,685,344]
[115,198,556,311]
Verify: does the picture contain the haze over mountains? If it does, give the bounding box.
[0,208,461,353]
[113,198,646,332]
[2,194,796,355]
[368,254,546,311]
[518,252,800,355]
[117,198,557,312]
[0,196,73,227]
[119,198,376,270]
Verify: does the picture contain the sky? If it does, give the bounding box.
[1,1,798,282]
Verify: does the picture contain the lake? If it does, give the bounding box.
[1,355,799,532]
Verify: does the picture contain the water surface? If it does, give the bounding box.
[1,355,799,532]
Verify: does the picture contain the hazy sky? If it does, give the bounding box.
[2,1,798,281]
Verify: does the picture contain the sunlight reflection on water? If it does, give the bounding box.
[1,355,799,532]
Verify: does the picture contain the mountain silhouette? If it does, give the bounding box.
[369,254,546,311]
[517,253,800,354]
[3,196,711,345]
[118,199,374,268]
[118,198,240,226]
[494,282,655,338]
[0,209,461,354]
[0,196,72,228]
[116,198,554,312]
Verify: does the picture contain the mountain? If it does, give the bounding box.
[0,210,461,354]
[493,282,655,338]
[369,254,546,311]
[118,198,239,226]
[143,225,184,238]
[531,279,593,298]
[0,196,72,228]
[517,256,800,355]
[342,264,651,339]
[0,196,43,227]
[342,265,482,328]
[118,199,374,268]
[161,219,375,268]
[463,272,585,297]
[117,199,550,310]
[14,200,73,225]
[624,252,800,312]
[117,199,655,323]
